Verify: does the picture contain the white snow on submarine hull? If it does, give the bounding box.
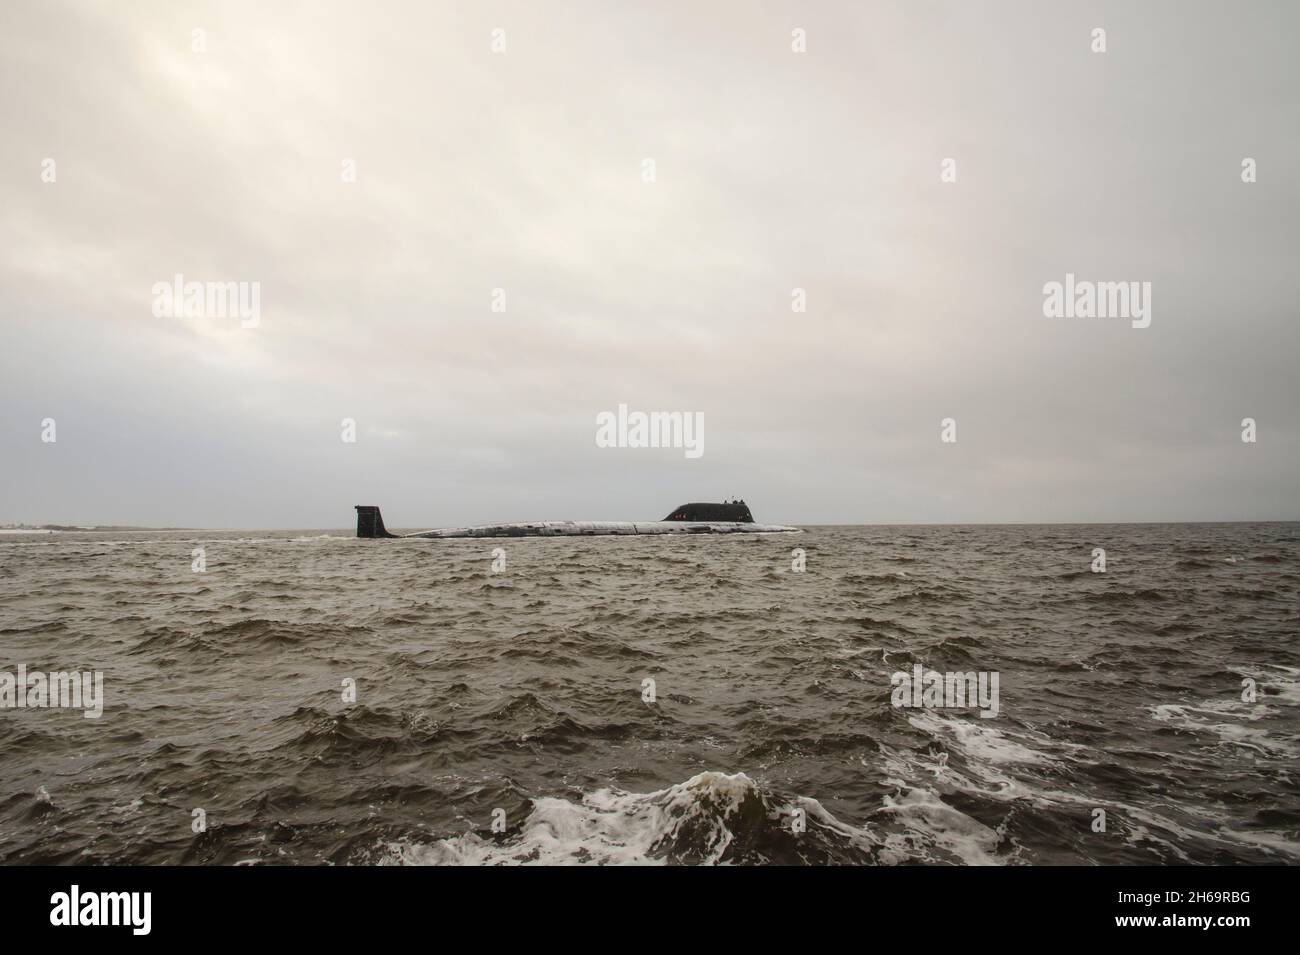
[398,520,800,538]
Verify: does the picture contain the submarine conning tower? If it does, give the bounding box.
[662,501,754,523]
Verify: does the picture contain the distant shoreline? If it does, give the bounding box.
[0,525,198,533]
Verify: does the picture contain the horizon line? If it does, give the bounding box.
[4,518,1298,532]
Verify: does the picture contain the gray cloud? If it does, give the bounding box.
[2,0,1297,527]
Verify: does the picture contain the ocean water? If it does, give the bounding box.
[0,523,1297,865]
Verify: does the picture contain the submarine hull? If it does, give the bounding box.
[354,505,800,539]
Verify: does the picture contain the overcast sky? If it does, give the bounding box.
[2,0,1297,527]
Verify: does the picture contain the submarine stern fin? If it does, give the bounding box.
[355,505,396,538]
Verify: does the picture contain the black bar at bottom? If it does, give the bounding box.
[0,863,1285,941]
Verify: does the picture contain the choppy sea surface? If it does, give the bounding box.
[0,523,1297,866]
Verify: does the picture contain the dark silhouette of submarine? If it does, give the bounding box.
[355,502,799,538]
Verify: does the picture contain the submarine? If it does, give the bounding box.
[354,501,800,538]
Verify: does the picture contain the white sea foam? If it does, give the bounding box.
[1149,701,1299,757]
[1217,828,1300,859]
[876,788,1004,866]
[1233,663,1300,706]
[907,711,1055,766]
[887,711,1298,863]
[381,771,780,866]
[377,771,891,866]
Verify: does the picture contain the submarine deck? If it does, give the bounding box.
[396,520,800,539]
